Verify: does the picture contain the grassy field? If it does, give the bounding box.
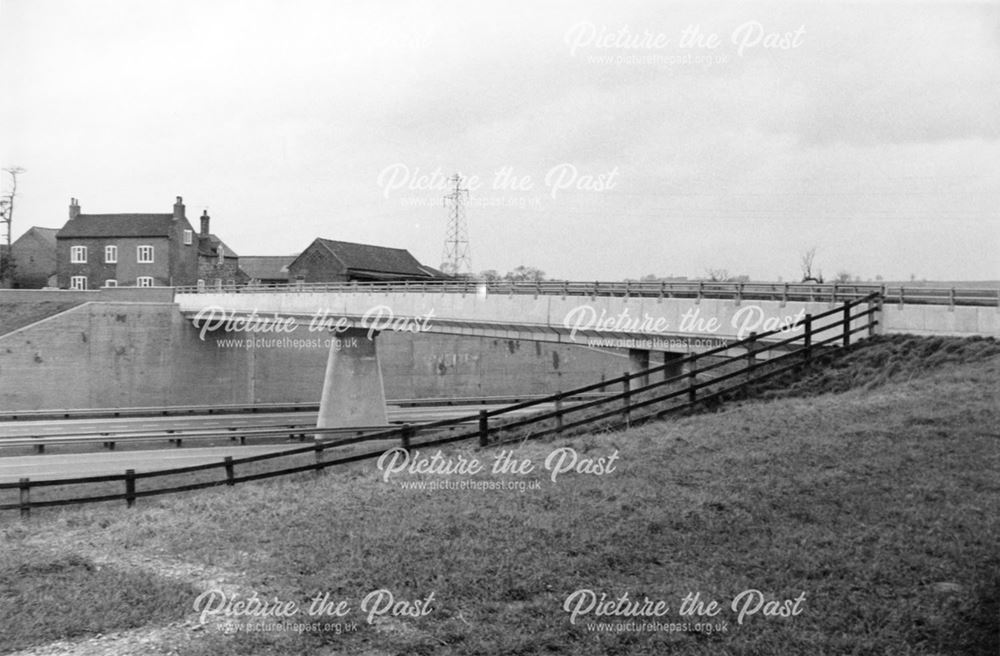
[0,301,82,336]
[0,347,997,655]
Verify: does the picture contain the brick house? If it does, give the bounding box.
[194,210,247,288]
[286,238,439,283]
[56,196,199,289]
[11,226,59,288]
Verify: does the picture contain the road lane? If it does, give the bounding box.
[0,445,308,483]
[0,404,556,439]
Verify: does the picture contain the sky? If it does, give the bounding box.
[1,0,998,282]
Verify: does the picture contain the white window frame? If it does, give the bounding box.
[104,245,117,264]
[70,276,87,290]
[183,229,193,245]
[137,245,154,263]
[70,245,87,263]
[218,244,225,265]
[136,276,154,288]
[104,279,118,288]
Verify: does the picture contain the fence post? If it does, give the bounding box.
[622,373,631,428]
[843,302,851,347]
[554,392,564,434]
[125,469,136,507]
[478,410,489,447]
[687,357,697,407]
[314,442,325,474]
[224,457,235,485]
[870,294,882,337]
[803,313,813,365]
[746,332,757,384]
[949,287,956,308]
[401,423,413,452]
[19,478,30,519]
[782,282,789,305]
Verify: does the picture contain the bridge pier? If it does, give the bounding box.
[661,352,685,381]
[628,349,650,386]
[316,328,388,432]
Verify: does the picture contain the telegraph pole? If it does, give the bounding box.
[441,173,471,276]
[0,167,25,288]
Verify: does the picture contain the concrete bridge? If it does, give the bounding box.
[174,280,998,429]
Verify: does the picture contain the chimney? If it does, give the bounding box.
[173,196,185,221]
[69,198,80,220]
[200,210,210,236]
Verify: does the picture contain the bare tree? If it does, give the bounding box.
[504,265,546,282]
[705,268,731,282]
[800,246,823,283]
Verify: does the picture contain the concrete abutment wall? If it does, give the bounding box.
[0,302,629,411]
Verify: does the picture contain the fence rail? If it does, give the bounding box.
[0,393,613,423]
[174,279,998,307]
[0,294,882,516]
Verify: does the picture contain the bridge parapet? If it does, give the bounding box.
[176,289,883,351]
[176,281,998,340]
[175,279,1000,307]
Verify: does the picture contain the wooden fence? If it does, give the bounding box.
[0,293,881,517]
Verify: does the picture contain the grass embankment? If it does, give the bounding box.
[757,333,1000,398]
[0,301,82,336]
[0,548,195,652]
[0,341,997,655]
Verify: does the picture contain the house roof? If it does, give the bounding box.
[300,238,431,277]
[57,214,177,239]
[198,233,239,259]
[20,227,60,248]
[240,255,296,281]
[417,264,451,279]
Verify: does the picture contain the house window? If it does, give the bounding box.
[136,276,154,287]
[183,229,193,245]
[70,276,87,290]
[104,279,118,288]
[105,245,117,263]
[137,245,154,263]
[70,246,87,263]
[218,245,225,265]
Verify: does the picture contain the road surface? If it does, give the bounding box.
[0,402,562,482]
[0,403,556,438]
[0,445,310,483]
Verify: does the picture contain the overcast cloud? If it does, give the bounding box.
[2,0,997,281]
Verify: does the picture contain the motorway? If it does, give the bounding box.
[0,402,559,483]
[0,445,311,483]
[0,403,553,438]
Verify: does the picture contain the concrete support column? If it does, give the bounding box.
[661,352,684,381]
[628,348,650,387]
[316,328,388,431]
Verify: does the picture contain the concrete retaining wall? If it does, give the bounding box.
[881,303,999,337]
[0,302,627,411]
